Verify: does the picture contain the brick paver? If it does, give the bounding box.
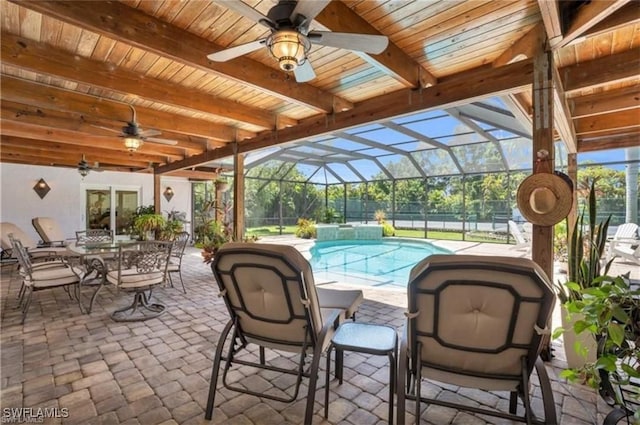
[2,240,632,424]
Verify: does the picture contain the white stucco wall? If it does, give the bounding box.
[0,163,192,243]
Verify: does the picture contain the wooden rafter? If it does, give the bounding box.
[537,0,562,48]
[570,84,640,118]
[1,75,245,142]
[558,0,629,47]
[314,1,437,88]
[560,49,640,93]
[1,31,291,130]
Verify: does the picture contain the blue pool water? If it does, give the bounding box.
[310,239,452,288]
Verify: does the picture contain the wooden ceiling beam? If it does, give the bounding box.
[581,2,640,38]
[537,0,563,48]
[1,136,155,168]
[0,120,182,162]
[156,59,534,173]
[560,49,640,92]
[558,0,630,48]
[166,170,219,180]
[12,0,341,113]
[493,22,546,67]
[1,31,290,130]
[570,84,640,118]
[578,133,640,152]
[552,65,578,153]
[1,76,243,142]
[314,1,437,88]
[574,109,640,135]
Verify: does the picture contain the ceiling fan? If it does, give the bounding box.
[92,105,178,152]
[207,0,389,82]
[77,154,104,177]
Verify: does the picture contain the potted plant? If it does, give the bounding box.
[559,273,640,419]
[133,213,166,240]
[554,180,613,368]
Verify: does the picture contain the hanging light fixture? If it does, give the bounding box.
[123,136,143,152]
[266,29,311,71]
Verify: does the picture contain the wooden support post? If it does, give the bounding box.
[233,145,245,241]
[531,49,555,282]
[154,173,161,214]
[567,153,578,242]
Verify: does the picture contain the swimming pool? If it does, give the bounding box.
[309,239,452,288]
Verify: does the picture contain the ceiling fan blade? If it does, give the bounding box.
[139,128,162,138]
[90,124,121,134]
[146,137,178,146]
[218,0,274,27]
[294,60,316,83]
[308,31,389,54]
[291,0,330,28]
[207,39,267,62]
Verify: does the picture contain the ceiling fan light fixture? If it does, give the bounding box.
[267,29,310,71]
[124,136,143,152]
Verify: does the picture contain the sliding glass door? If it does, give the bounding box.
[83,186,140,236]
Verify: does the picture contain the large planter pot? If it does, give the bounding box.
[561,307,597,369]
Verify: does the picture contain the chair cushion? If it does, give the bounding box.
[407,254,555,391]
[106,269,165,289]
[1,222,37,250]
[26,266,82,288]
[33,217,66,244]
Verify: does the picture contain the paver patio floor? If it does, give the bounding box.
[2,237,635,424]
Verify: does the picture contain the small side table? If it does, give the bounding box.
[325,322,398,424]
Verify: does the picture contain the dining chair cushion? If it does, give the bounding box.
[26,265,84,288]
[106,269,165,289]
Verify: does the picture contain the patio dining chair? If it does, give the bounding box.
[205,242,364,424]
[167,231,189,293]
[397,254,557,425]
[9,234,83,324]
[106,240,173,322]
[75,229,114,245]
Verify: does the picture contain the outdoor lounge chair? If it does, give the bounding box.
[205,242,364,424]
[508,220,531,253]
[606,223,639,265]
[9,234,83,324]
[32,217,69,247]
[106,240,173,322]
[1,222,68,261]
[397,254,557,425]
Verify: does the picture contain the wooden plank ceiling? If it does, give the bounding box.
[1,0,638,178]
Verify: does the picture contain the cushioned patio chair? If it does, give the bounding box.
[32,217,69,247]
[397,254,557,425]
[9,234,83,324]
[1,222,67,261]
[205,242,363,425]
[167,231,189,293]
[75,229,114,245]
[106,240,172,322]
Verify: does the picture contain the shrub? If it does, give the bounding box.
[382,222,395,237]
[374,210,386,224]
[295,218,317,239]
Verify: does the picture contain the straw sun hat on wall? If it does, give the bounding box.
[516,171,573,226]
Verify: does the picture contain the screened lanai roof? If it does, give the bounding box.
[224,96,568,184]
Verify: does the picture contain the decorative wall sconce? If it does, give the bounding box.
[33,178,51,199]
[163,187,174,202]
